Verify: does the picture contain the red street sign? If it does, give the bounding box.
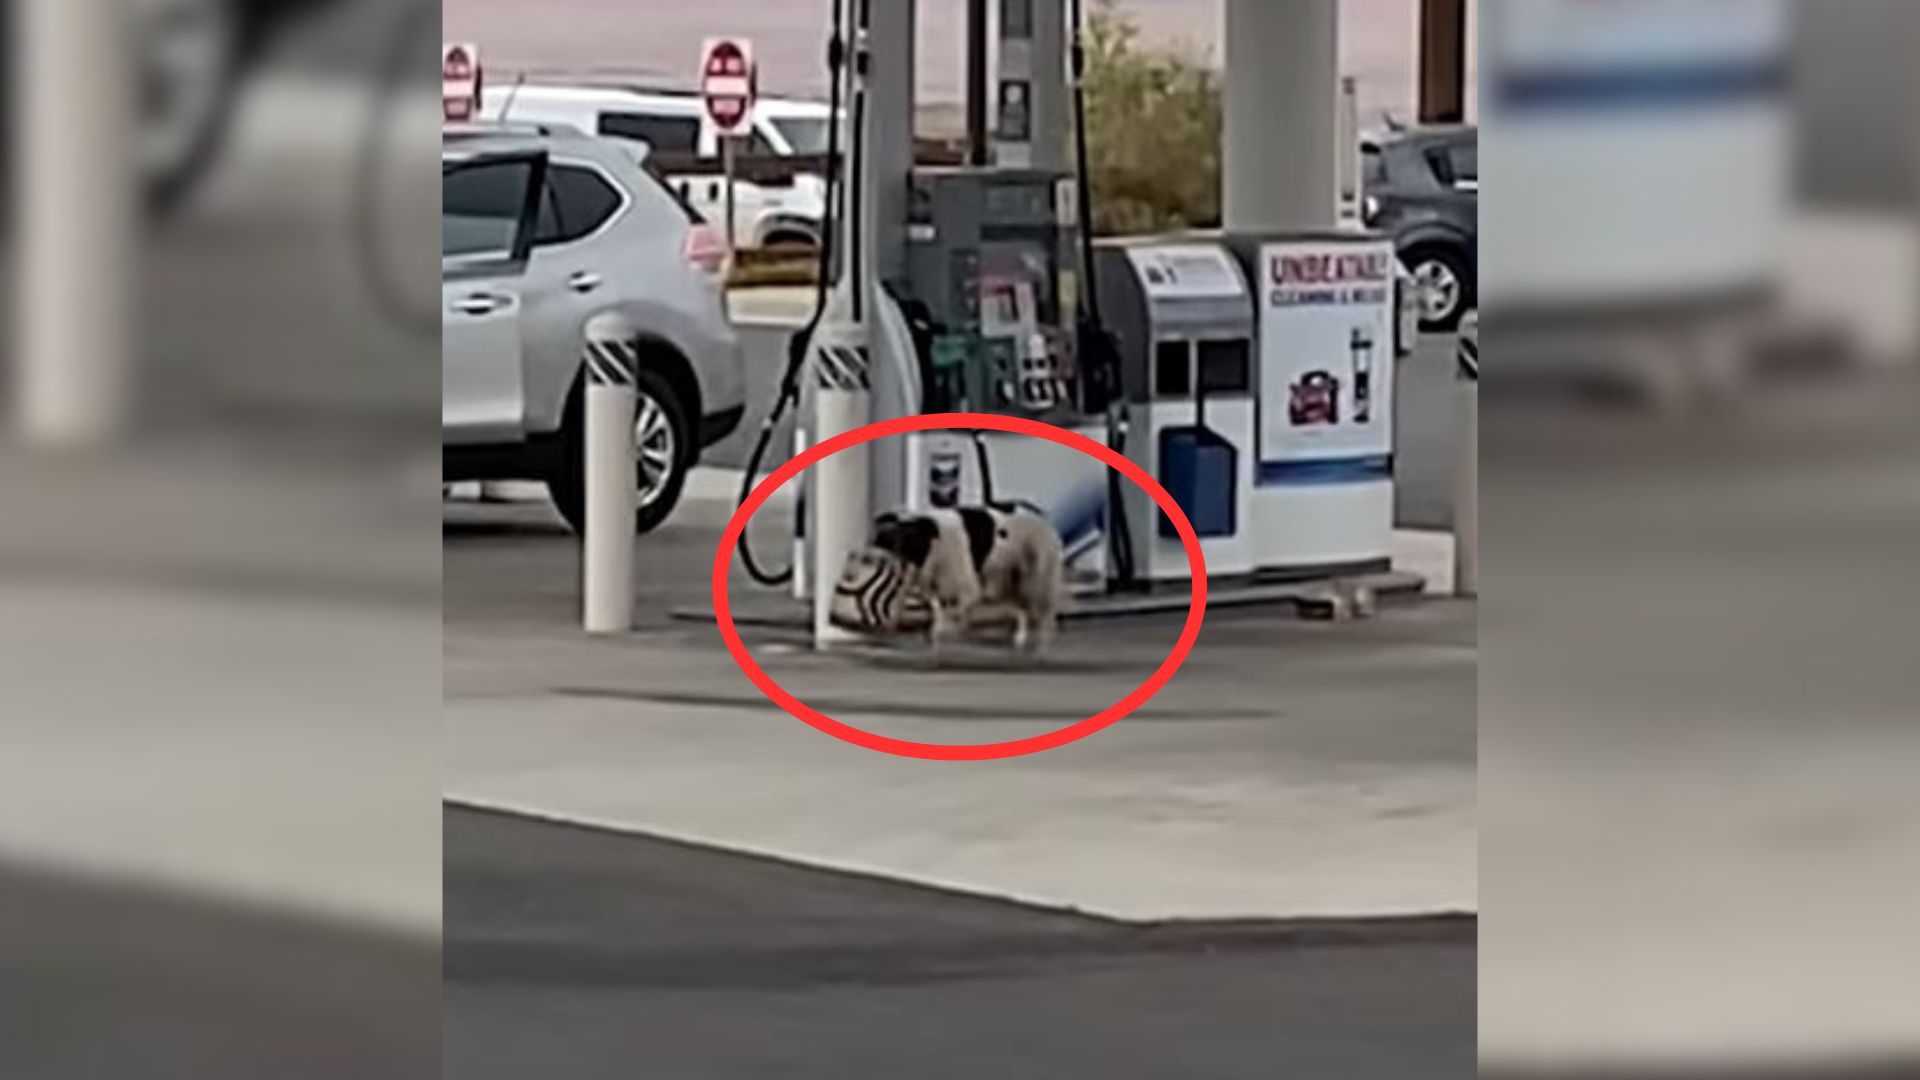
[443,43,481,123]
[700,37,756,136]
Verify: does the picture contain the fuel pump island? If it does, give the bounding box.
[743,0,1418,646]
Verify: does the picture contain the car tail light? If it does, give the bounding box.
[684,224,729,279]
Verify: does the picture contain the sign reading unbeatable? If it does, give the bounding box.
[1256,238,1398,464]
[700,37,756,136]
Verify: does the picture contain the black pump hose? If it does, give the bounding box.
[1067,0,1137,590]
[736,0,849,586]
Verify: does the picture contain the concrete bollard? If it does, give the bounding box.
[1454,312,1478,598]
[807,323,872,649]
[582,332,638,633]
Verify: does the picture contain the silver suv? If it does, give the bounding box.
[442,126,746,532]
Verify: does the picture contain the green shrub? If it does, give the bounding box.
[1082,0,1221,236]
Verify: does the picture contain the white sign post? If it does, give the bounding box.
[700,37,756,269]
[1454,312,1478,598]
[442,43,481,124]
[16,0,132,444]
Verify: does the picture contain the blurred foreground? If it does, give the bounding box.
[1480,0,1920,1071]
[1481,369,1920,1071]
[2,0,438,1075]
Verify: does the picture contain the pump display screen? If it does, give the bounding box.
[980,278,1035,337]
[974,245,1053,335]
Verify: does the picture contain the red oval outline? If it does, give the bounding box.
[712,412,1208,760]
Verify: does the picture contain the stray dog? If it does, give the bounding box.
[867,506,1066,653]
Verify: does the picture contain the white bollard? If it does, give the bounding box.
[582,335,638,633]
[792,422,811,603]
[1454,314,1479,598]
[15,0,134,444]
[808,329,872,649]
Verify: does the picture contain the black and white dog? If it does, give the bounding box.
[860,506,1066,652]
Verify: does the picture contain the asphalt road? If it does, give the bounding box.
[0,860,434,1079]
[443,804,1477,1080]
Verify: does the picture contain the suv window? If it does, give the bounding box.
[744,128,779,157]
[533,163,625,246]
[769,116,830,155]
[443,158,537,258]
[636,156,706,225]
[1362,145,1388,188]
[1426,139,1477,187]
[598,112,699,154]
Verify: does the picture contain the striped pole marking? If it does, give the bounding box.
[586,338,638,388]
[813,344,871,391]
[1455,316,1479,381]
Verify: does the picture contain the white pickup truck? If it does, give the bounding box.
[480,82,829,251]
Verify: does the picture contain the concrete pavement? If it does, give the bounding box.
[1479,370,1920,1066]
[443,466,1476,920]
[1,859,434,1078]
[0,449,441,934]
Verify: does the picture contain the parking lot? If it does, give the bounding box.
[445,545,1472,1069]
[439,299,1477,1069]
[444,308,1475,908]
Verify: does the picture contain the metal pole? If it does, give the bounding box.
[966,0,991,166]
[582,330,638,633]
[792,421,812,602]
[863,0,917,516]
[993,0,1069,171]
[1454,313,1478,598]
[723,135,738,260]
[1419,0,1469,125]
[1338,75,1361,221]
[1029,0,1070,174]
[15,0,134,444]
[810,5,877,650]
[865,0,915,288]
[721,134,737,320]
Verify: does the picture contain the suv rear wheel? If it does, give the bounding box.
[548,367,694,536]
[1404,243,1474,332]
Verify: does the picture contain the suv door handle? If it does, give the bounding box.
[567,271,604,294]
[451,293,508,316]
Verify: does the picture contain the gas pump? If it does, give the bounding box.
[742,0,1418,643]
[880,166,1117,595]
[1093,240,1259,584]
[749,0,1121,629]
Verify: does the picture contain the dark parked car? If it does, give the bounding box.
[1362,125,1477,330]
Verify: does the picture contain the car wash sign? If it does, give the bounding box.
[442,43,481,123]
[700,37,756,137]
[1255,237,1397,480]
